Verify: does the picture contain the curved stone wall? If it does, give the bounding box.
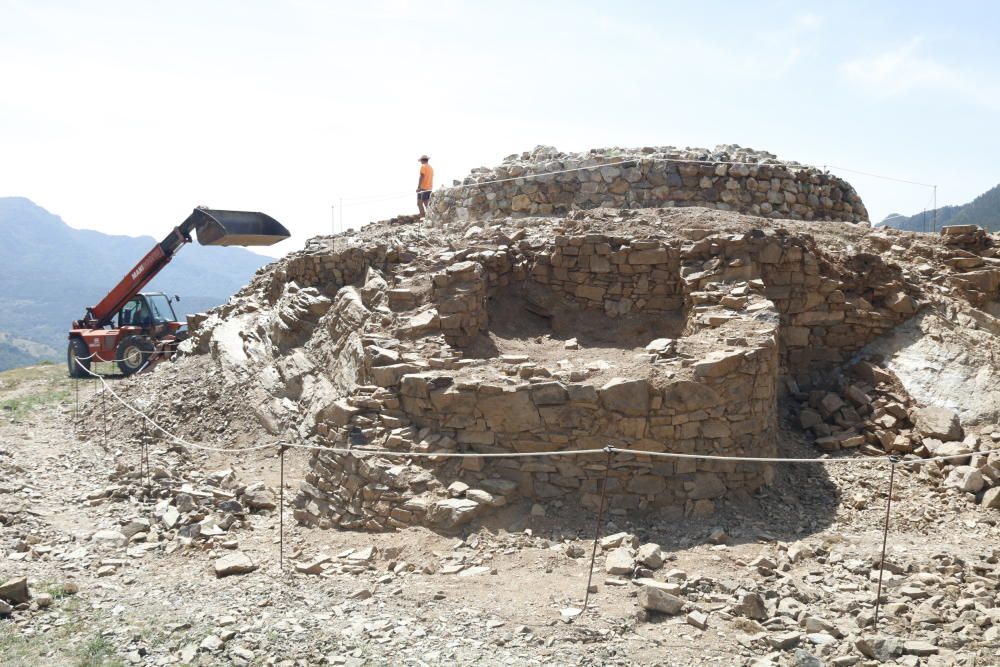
[293,236,784,531]
[278,225,920,531]
[429,145,868,225]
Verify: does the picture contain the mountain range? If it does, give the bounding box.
[0,197,275,371]
[880,183,1000,233]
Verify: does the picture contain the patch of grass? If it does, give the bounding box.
[77,634,124,667]
[0,623,34,664]
[0,589,96,665]
[1,388,71,419]
[0,363,75,419]
[0,363,66,389]
[47,583,78,600]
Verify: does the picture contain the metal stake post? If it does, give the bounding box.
[933,185,938,232]
[141,421,148,495]
[873,456,899,633]
[279,444,288,572]
[101,380,108,449]
[584,446,615,610]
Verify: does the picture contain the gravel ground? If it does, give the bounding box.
[1,365,998,666]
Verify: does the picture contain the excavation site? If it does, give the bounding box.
[3,145,999,665]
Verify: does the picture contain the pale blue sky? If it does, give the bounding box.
[2,1,998,256]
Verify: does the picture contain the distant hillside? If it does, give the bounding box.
[880,184,1000,233]
[0,197,276,371]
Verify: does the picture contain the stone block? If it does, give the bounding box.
[530,381,569,406]
[599,378,651,415]
[478,390,542,432]
[639,586,685,614]
[428,498,482,528]
[627,475,666,495]
[912,406,962,441]
[628,248,671,265]
[371,363,422,388]
[575,284,605,301]
[688,473,726,500]
[943,466,984,493]
[605,547,635,575]
[662,381,720,411]
[637,543,664,569]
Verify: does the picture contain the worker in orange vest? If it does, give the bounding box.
[417,155,433,218]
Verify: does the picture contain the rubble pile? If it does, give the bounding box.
[618,533,1000,664]
[790,360,1000,509]
[0,442,278,616]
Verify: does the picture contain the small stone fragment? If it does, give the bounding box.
[639,586,685,615]
[0,577,30,604]
[214,552,257,577]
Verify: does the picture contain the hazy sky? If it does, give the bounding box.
[2,1,998,257]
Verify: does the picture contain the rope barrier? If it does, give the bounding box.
[337,155,937,208]
[72,351,172,364]
[75,357,983,468]
[70,356,994,624]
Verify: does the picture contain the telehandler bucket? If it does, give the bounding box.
[184,208,291,246]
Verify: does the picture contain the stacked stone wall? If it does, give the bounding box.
[292,227,926,531]
[528,236,683,316]
[420,232,918,380]
[295,316,779,531]
[281,241,399,293]
[430,146,868,226]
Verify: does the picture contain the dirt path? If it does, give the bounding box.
[1,366,998,666]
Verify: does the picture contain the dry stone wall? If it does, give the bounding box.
[294,302,780,531]
[430,146,868,226]
[288,222,928,532]
[423,231,917,380]
[528,237,684,316]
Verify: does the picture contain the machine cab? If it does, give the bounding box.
[116,292,181,330]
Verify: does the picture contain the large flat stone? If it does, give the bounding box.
[912,406,962,441]
[428,498,482,528]
[530,381,569,406]
[604,547,635,575]
[639,585,685,614]
[0,577,30,604]
[214,552,257,578]
[693,350,745,378]
[371,363,423,388]
[478,389,542,432]
[599,378,650,415]
[662,380,720,411]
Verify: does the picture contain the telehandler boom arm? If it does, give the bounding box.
[78,208,290,328]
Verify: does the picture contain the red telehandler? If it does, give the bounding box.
[67,207,290,377]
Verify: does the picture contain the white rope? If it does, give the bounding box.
[824,164,935,189]
[76,358,273,453]
[338,155,936,208]
[76,356,992,468]
[75,357,986,466]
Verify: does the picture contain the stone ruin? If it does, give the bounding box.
[161,146,1000,534]
[275,222,923,531]
[430,145,868,225]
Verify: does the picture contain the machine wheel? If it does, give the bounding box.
[116,336,154,376]
[67,338,90,378]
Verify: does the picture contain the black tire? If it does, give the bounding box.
[116,336,154,376]
[67,338,90,378]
